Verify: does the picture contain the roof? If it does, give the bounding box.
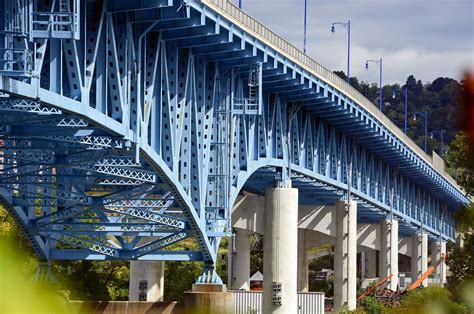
[250,271,263,281]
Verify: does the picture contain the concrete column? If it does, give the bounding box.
[129,261,165,302]
[411,233,428,286]
[360,251,366,280]
[363,250,377,279]
[334,200,357,311]
[430,241,447,285]
[379,219,399,290]
[297,228,309,292]
[230,228,251,290]
[263,187,298,314]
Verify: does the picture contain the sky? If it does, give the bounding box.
[234,0,474,85]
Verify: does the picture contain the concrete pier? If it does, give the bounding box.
[411,233,428,286]
[230,228,251,290]
[297,228,309,292]
[431,241,447,285]
[379,219,399,290]
[362,250,377,279]
[263,187,298,314]
[129,261,165,302]
[334,200,357,311]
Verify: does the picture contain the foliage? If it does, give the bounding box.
[0,237,66,313]
[359,296,387,314]
[0,207,39,276]
[164,237,229,302]
[217,237,229,285]
[309,254,333,271]
[445,133,474,196]
[308,245,334,296]
[394,286,468,314]
[250,250,263,276]
[310,278,334,297]
[52,260,129,301]
[164,260,203,302]
[446,233,474,302]
[250,234,264,276]
[334,71,466,157]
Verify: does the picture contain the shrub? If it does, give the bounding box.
[394,286,468,314]
[359,296,387,314]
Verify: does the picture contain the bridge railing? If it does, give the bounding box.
[233,290,325,314]
[202,0,461,192]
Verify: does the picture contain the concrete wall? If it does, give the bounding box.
[67,301,180,314]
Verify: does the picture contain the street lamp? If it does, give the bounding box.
[413,111,428,152]
[392,85,409,134]
[365,58,383,111]
[304,0,308,54]
[429,130,446,158]
[331,20,351,84]
[239,0,242,9]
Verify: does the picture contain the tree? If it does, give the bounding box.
[52,260,129,301]
[446,234,474,302]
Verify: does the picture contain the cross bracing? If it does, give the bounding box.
[0,0,467,283]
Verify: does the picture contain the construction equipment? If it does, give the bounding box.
[357,274,393,302]
[407,253,446,291]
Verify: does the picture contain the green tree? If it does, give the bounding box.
[52,260,129,301]
[164,261,203,302]
[446,234,474,302]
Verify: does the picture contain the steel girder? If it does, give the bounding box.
[0,0,467,284]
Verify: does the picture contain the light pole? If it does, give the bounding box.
[392,85,409,134]
[331,20,351,84]
[239,0,242,9]
[413,111,428,152]
[304,0,308,54]
[429,130,446,158]
[365,58,383,111]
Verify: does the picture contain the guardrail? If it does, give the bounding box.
[201,0,463,194]
[233,291,325,314]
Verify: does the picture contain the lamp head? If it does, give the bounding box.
[331,25,335,33]
[429,132,434,139]
[365,61,369,69]
[413,114,417,121]
[392,91,396,99]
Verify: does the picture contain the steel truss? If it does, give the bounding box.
[0,0,467,284]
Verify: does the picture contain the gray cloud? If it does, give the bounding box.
[237,0,474,84]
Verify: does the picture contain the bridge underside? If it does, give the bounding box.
[0,0,466,284]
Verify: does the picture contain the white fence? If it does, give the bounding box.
[399,272,442,289]
[234,291,325,314]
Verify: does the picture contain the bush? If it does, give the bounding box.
[395,286,468,314]
[310,278,334,297]
[359,296,387,314]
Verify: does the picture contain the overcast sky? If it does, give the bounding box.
[234,0,474,85]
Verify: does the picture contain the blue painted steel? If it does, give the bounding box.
[0,0,467,284]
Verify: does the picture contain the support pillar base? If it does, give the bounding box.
[184,284,234,314]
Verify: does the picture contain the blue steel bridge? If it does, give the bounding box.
[0,0,467,283]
